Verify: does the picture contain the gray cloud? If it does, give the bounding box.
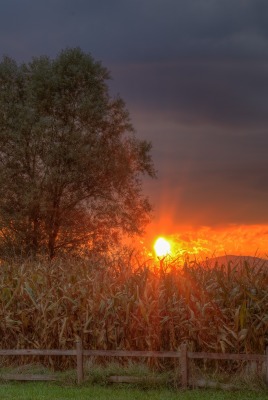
[0,0,267,227]
[109,60,268,133]
[1,0,268,62]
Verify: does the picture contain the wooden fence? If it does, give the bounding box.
[0,341,267,388]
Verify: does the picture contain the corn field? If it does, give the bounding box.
[0,252,267,369]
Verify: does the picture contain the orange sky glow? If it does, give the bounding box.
[143,218,268,260]
[138,182,268,260]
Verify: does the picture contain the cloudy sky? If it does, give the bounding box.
[1,0,268,253]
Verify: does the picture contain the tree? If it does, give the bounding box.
[0,48,155,258]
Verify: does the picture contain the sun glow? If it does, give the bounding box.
[154,237,171,257]
[145,222,268,260]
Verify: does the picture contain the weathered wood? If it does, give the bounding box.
[0,349,76,356]
[180,344,188,389]
[0,343,267,387]
[108,375,163,383]
[265,346,268,385]
[76,338,84,384]
[0,347,265,362]
[188,351,266,362]
[83,349,181,358]
[1,374,57,381]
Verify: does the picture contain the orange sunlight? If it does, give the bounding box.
[154,237,171,257]
[145,220,268,260]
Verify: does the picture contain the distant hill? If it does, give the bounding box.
[198,254,268,270]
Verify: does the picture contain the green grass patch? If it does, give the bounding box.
[0,382,267,400]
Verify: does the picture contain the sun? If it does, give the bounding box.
[154,237,171,257]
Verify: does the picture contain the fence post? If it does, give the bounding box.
[265,346,268,385]
[180,343,188,389]
[76,338,84,384]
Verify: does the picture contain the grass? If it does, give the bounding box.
[0,382,267,400]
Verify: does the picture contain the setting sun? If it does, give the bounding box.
[154,237,171,257]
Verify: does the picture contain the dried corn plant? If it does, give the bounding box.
[0,252,267,369]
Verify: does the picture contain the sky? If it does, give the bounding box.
[1,0,268,256]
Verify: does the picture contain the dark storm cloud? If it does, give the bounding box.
[67,0,268,62]
[110,58,268,226]
[143,126,268,225]
[109,60,268,128]
[0,0,268,226]
[1,0,268,62]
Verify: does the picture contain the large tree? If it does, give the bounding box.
[0,48,155,258]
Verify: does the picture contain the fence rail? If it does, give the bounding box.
[83,349,182,358]
[0,349,76,356]
[0,341,267,388]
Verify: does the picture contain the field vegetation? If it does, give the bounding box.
[1,381,267,400]
[0,252,267,367]
[0,381,267,400]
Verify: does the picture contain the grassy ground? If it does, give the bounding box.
[0,382,267,400]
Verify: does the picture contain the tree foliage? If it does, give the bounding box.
[0,48,155,258]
